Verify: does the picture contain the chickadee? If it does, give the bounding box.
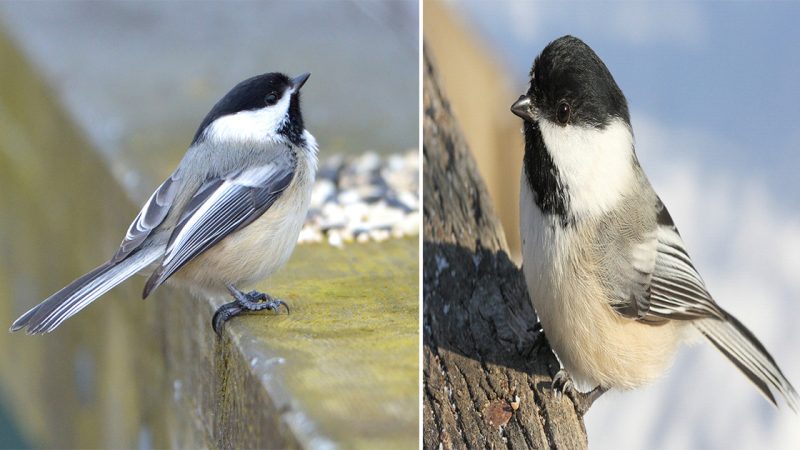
[511,36,798,414]
[10,72,317,336]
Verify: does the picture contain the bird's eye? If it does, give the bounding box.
[264,92,279,106]
[556,102,571,125]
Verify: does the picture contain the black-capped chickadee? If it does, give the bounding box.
[511,36,798,414]
[10,72,317,336]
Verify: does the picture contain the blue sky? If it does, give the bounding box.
[456,2,800,449]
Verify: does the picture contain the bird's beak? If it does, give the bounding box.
[291,72,311,91]
[511,95,537,122]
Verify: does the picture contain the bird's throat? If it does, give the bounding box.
[523,121,572,226]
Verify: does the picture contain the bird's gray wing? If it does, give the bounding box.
[606,225,659,321]
[11,245,164,334]
[111,168,183,263]
[613,199,798,409]
[645,202,725,320]
[607,198,723,322]
[142,157,296,298]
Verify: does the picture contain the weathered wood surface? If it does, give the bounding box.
[422,45,588,449]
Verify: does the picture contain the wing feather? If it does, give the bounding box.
[609,197,798,409]
[111,168,183,263]
[610,197,723,321]
[646,202,724,321]
[142,160,295,297]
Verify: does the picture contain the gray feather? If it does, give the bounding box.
[606,195,798,409]
[112,168,182,263]
[142,157,296,298]
[10,245,163,334]
[696,315,799,412]
[605,196,720,322]
[646,200,724,321]
[594,176,659,320]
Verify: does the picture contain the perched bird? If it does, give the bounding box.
[511,35,798,415]
[10,72,317,336]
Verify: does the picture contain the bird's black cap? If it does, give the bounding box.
[192,72,310,146]
[523,35,629,129]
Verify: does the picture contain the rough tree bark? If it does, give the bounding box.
[422,45,588,449]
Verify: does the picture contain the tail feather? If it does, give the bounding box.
[696,312,799,412]
[10,245,163,334]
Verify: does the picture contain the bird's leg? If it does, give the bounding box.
[530,323,606,415]
[211,284,290,336]
[552,369,608,417]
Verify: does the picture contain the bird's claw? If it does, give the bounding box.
[212,302,245,336]
[212,285,290,336]
[244,292,290,314]
[550,368,607,417]
[552,369,575,401]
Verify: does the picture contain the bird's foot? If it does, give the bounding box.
[212,284,290,336]
[552,369,576,401]
[551,369,607,417]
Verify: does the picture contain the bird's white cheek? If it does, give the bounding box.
[205,94,292,144]
[539,118,635,218]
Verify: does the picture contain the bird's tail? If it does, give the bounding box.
[9,245,163,334]
[695,311,799,412]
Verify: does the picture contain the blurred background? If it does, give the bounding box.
[0,1,418,198]
[0,1,418,448]
[426,1,800,449]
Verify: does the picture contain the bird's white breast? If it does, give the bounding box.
[519,169,685,390]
